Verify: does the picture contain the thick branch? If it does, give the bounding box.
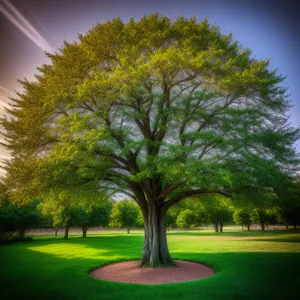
[157,184,179,202]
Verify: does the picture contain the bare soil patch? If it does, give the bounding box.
[90,260,215,284]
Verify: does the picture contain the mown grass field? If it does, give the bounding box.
[1,229,300,300]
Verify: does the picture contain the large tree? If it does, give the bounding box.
[1,14,299,266]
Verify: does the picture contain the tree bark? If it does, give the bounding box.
[213,223,219,232]
[127,228,130,234]
[55,227,59,238]
[261,222,265,231]
[64,226,70,239]
[140,202,175,267]
[82,227,88,238]
[247,225,250,231]
[219,223,223,233]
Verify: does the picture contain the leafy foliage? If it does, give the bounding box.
[200,195,233,232]
[1,14,298,208]
[274,180,300,228]
[38,190,77,230]
[109,200,139,233]
[250,208,273,231]
[176,209,197,229]
[0,200,43,240]
[1,14,299,264]
[73,201,112,237]
[37,188,110,238]
[233,209,252,230]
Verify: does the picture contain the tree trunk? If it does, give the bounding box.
[247,225,250,231]
[219,223,223,233]
[294,224,297,230]
[55,227,59,238]
[213,223,219,232]
[64,226,70,239]
[242,225,244,231]
[285,224,288,230]
[127,228,130,234]
[19,228,26,240]
[140,202,175,267]
[261,222,265,231]
[82,227,88,238]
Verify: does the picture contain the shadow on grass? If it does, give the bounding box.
[240,237,300,243]
[1,233,300,300]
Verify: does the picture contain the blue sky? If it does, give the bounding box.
[0,0,299,173]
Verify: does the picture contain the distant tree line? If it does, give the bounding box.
[1,182,300,241]
[167,192,300,232]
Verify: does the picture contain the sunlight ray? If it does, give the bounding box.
[0,0,53,52]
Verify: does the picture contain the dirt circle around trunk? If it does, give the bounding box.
[90,260,216,284]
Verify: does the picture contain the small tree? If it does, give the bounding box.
[275,182,300,229]
[176,209,197,230]
[38,191,77,239]
[109,200,139,233]
[73,207,90,238]
[250,208,269,231]
[206,206,233,232]
[201,195,233,232]
[14,203,42,240]
[274,205,300,229]
[233,209,252,231]
[74,202,111,237]
[0,202,42,240]
[0,205,18,240]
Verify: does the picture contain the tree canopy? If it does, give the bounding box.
[1,14,299,266]
[176,209,197,229]
[109,199,139,233]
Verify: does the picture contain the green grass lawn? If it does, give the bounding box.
[1,230,300,300]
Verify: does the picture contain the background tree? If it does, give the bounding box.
[1,14,299,266]
[0,184,13,239]
[109,200,139,233]
[275,205,300,229]
[0,201,42,240]
[38,190,77,239]
[0,184,44,240]
[206,205,233,233]
[176,209,197,230]
[166,207,180,229]
[169,196,206,228]
[233,209,252,231]
[201,195,233,232]
[74,201,112,237]
[0,205,18,240]
[13,201,42,240]
[250,208,271,231]
[136,209,145,228]
[275,180,300,229]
